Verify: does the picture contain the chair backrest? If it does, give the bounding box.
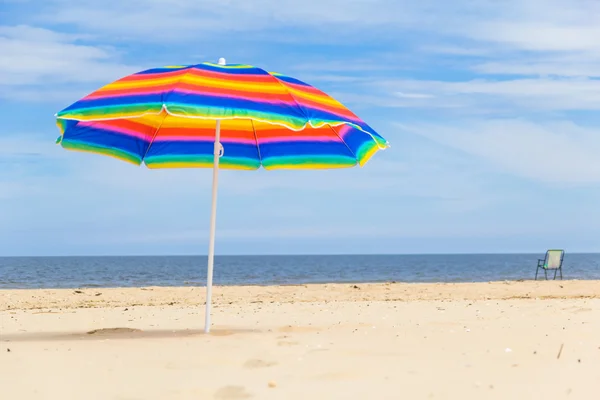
[545,249,564,270]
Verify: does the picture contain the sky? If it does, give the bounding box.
[1,0,600,256]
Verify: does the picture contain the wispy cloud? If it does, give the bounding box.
[31,0,415,39]
[0,25,139,85]
[356,78,600,113]
[0,24,141,105]
[400,119,600,185]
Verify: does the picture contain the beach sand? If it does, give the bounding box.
[2,280,600,399]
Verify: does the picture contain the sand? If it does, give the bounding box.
[1,280,600,399]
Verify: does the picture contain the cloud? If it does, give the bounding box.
[8,0,408,44]
[471,59,600,78]
[0,24,141,105]
[361,77,600,113]
[0,25,139,86]
[399,119,600,185]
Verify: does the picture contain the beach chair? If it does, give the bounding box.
[535,249,564,280]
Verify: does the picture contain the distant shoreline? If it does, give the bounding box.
[0,277,592,290]
[2,280,599,311]
[2,252,600,258]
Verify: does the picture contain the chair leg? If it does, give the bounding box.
[560,267,563,280]
[544,269,548,280]
[553,269,558,280]
[535,267,539,280]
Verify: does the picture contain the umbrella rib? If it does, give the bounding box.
[141,107,168,164]
[249,119,263,168]
[269,74,311,124]
[327,124,358,165]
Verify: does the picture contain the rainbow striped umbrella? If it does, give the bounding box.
[55,58,389,332]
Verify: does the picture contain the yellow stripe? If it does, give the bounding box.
[160,117,251,130]
[179,74,286,93]
[101,74,288,95]
[264,163,356,170]
[146,162,257,170]
[358,146,379,167]
[285,86,348,109]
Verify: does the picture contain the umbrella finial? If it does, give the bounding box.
[218,57,226,65]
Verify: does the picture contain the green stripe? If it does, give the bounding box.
[57,103,163,119]
[262,155,357,168]
[355,142,378,160]
[145,154,261,169]
[61,140,142,165]
[166,104,309,128]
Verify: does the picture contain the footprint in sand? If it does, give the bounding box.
[214,386,252,399]
[86,328,142,335]
[277,341,300,347]
[278,325,320,333]
[243,359,278,369]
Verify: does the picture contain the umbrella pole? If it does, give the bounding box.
[205,119,222,333]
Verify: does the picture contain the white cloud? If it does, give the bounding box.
[34,0,413,39]
[471,59,600,78]
[400,119,600,185]
[20,0,595,52]
[366,78,600,112]
[0,25,140,86]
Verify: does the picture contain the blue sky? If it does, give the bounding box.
[2,0,600,256]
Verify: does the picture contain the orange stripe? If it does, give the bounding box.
[294,96,358,119]
[277,79,327,96]
[103,74,286,94]
[91,81,305,104]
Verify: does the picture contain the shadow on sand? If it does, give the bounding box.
[0,327,261,342]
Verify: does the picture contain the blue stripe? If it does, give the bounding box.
[273,74,311,87]
[335,126,372,156]
[146,141,260,159]
[63,123,150,157]
[166,92,307,119]
[192,64,269,75]
[258,141,355,158]
[135,66,191,75]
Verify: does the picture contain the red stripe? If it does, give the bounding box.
[156,127,256,141]
[255,125,338,139]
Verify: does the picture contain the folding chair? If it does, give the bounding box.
[535,249,564,280]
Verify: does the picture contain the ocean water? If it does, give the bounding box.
[1,254,599,289]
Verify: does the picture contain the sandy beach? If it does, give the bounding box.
[2,280,600,399]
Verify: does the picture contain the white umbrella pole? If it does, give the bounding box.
[204,118,222,334]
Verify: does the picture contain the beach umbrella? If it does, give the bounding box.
[55,58,390,333]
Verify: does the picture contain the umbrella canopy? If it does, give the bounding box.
[55,59,389,332]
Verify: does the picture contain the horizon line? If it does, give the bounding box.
[1,251,596,258]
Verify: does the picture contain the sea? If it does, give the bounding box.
[1,253,599,289]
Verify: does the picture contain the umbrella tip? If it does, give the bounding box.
[218,57,226,66]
